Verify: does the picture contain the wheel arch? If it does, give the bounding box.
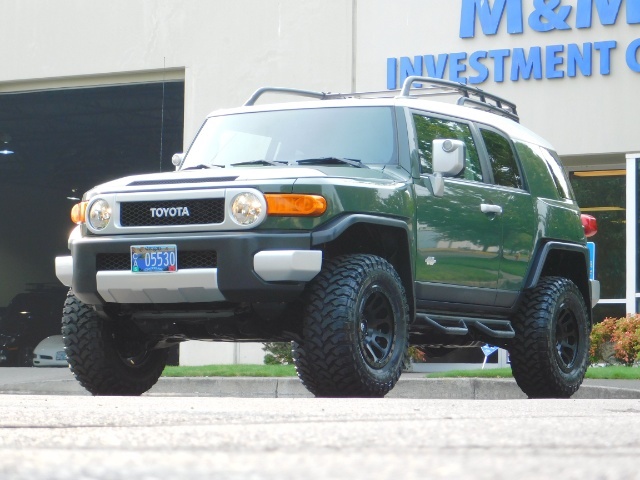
[311,214,415,320]
[524,241,592,325]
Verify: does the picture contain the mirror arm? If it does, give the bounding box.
[431,173,444,197]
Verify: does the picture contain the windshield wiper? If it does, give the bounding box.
[293,157,369,169]
[182,164,225,170]
[231,160,287,167]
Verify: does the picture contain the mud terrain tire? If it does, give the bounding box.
[61,291,168,396]
[509,277,590,398]
[293,254,409,397]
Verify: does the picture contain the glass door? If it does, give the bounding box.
[570,170,626,323]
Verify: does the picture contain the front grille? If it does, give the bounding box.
[96,251,218,271]
[120,199,225,226]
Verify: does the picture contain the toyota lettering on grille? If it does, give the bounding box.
[149,207,191,218]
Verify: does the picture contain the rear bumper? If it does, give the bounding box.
[590,279,600,308]
[55,231,322,305]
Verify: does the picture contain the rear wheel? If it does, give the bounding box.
[293,254,409,397]
[509,277,590,398]
[61,291,168,396]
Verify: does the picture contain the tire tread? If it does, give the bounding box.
[293,254,409,397]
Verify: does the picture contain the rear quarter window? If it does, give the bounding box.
[514,141,574,200]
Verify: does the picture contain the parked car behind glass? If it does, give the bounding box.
[0,286,67,367]
[32,335,68,367]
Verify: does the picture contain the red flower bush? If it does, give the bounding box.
[590,315,640,366]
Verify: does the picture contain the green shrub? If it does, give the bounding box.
[262,342,294,365]
[590,315,640,366]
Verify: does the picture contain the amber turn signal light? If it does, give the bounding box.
[581,214,597,238]
[71,202,88,224]
[265,194,327,216]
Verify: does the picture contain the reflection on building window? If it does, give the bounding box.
[570,170,625,302]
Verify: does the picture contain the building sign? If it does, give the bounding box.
[387,0,640,88]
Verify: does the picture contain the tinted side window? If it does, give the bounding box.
[480,129,523,189]
[413,114,483,181]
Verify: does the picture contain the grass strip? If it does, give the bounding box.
[162,364,639,379]
[424,365,640,380]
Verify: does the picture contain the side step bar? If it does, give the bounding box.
[414,313,515,339]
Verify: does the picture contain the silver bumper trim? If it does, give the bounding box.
[55,256,73,287]
[590,279,600,308]
[96,269,225,303]
[253,250,322,282]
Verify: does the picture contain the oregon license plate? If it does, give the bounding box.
[131,245,178,272]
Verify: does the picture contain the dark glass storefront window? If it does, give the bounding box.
[0,82,184,365]
[593,304,626,323]
[570,170,626,323]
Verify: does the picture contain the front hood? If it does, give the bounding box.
[86,165,403,196]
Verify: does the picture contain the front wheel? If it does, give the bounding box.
[509,277,590,398]
[61,291,168,396]
[292,254,409,397]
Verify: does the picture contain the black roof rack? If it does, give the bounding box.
[244,87,343,106]
[398,76,519,122]
[244,76,519,122]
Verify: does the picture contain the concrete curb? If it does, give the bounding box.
[2,375,640,399]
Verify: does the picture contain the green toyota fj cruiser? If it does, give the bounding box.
[55,76,599,398]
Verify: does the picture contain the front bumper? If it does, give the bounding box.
[56,231,322,306]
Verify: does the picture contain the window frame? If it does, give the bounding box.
[409,109,490,184]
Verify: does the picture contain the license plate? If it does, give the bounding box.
[56,351,67,361]
[131,245,178,272]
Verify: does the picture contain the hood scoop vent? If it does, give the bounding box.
[128,176,239,186]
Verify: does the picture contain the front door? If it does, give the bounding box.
[412,113,502,308]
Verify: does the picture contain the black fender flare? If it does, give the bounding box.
[524,241,590,290]
[311,213,412,247]
[311,213,415,316]
[523,241,592,322]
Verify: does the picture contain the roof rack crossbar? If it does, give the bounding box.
[399,76,519,122]
[244,87,345,106]
[244,77,519,122]
[456,96,520,122]
[244,87,404,106]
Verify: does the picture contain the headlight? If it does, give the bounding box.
[88,199,112,230]
[230,192,263,226]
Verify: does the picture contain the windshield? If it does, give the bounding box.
[181,106,397,169]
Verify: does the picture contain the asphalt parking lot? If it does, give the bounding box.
[2,368,640,479]
[2,393,640,480]
[1,367,640,399]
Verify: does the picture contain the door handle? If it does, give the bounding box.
[481,203,503,215]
